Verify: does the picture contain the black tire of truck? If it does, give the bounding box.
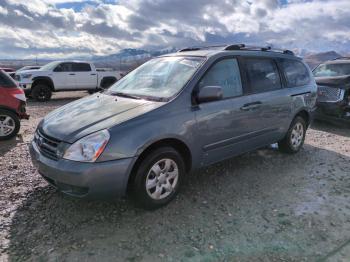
[32,84,52,102]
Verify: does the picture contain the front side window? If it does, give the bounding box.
[108,56,204,99]
[54,63,73,72]
[245,58,281,93]
[313,63,350,77]
[73,63,91,72]
[280,59,310,87]
[198,58,243,98]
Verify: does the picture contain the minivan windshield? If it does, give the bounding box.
[107,56,204,100]
[313,63,350,77]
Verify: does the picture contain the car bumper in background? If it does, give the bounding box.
[18,82,32,91]
[315,101,350,124]
[29,141,136,199]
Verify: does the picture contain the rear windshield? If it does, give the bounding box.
[0,70,16,87]
[313,63,350,77]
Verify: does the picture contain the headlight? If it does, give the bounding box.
[63,130,110,162]
[22,74,32,79]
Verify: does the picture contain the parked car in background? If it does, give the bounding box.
[0,70,29,140]
[313,57,350,124]
[16,65,41,72]
[0,67,16,79]
[30,44,317,209]
[15,61,123,101]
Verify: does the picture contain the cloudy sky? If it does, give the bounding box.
[0,0,349,59]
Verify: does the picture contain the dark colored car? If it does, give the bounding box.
[0,70,29,140]
[30,44,317,209]
[313,57,350,124]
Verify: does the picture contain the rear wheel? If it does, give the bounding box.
[131,147,185,210]
[0,110,20,140]
[278,116,306,153]
[32,84,52,102]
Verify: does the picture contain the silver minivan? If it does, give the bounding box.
[30,44,317,209]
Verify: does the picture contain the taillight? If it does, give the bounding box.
[9,87,26,102]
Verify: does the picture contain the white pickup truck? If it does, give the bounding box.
[15,61,123,101]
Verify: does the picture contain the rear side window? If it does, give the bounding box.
[245,58,281,93]
[199,58,243,98]
[280,59,310,87]
[0,71,16,87]
[73,63,91,72]
[54,63,74,72]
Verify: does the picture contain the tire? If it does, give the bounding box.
[88,89,97,94]
[32,84,52,102]
[131,147,185,210]
[278,116,307,154]
[24,90,32,98]
[100,77,117,89]
[0,110,20,140]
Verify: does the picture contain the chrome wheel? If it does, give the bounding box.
[0,114,16,137]
[290,122,304,149]
[145,158,179,200]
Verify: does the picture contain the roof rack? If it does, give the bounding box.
[178,44,227,52]
[178,43,295,56]
[224,44,295,55]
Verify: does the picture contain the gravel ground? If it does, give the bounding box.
[1,91,350,262]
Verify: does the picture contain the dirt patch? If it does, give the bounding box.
[1,92,350,261]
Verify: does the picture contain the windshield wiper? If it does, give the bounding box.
[110,92,142,100]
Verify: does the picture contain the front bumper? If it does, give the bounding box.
[18,81,32,91]
[315,101,350,123]
[29,141,136,199]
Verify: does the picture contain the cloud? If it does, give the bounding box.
[0,0,349,59]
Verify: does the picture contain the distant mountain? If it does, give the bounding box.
[92,47,177,62]
[304,51,342,69]
[1,48,346,72]
[90,47,177,71]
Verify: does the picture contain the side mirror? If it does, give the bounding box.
[197,86,223,103]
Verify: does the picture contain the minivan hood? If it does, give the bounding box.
[40,93,164,143]
[315,75,350,89]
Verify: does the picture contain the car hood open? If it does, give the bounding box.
[39,93,164,143]
[315,75,350,89]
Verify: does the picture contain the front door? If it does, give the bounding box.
[51,62,76,89]
[194,58,256,166]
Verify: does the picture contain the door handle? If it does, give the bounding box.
[69,73,76,75]
[240,101,262,111]
[90,73,97,76]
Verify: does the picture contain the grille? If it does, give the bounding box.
[34,130,61,160]
[317,85,345,103]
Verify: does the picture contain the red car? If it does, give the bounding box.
[0,69,29,140]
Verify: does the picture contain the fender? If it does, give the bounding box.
[32,76,55,90]
[0,105,18,115]
[292,108,312,126]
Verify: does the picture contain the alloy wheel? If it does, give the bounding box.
[145,158,179,200]
[0,115,16,137]
[290,122,304,149]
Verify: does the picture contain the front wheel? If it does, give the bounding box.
[32,84,52,102]
[0,110,20,140]
[131,147,185,210]
[278,116,307,154]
